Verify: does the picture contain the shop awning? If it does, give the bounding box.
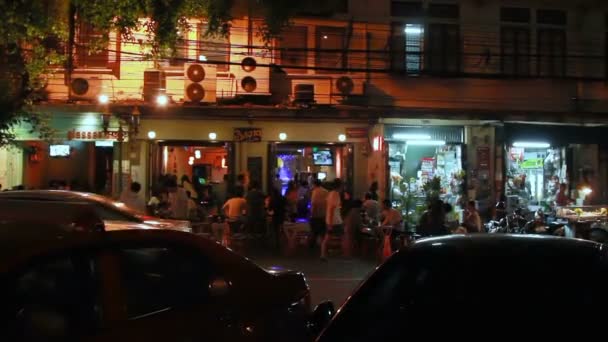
[504,123,608,146]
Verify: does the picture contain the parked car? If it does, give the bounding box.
[0,190,191,232]
[312,235,608,340]
[0,225,311,341]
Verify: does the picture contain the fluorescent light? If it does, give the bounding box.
[513,142,550,148]
[393,133,431,140]
[404,25,423,35]
[406,140,446,146]
[95,141,113,147]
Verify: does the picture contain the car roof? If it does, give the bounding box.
[403,234,605,262]
[0,190,106,202]
[0,226,234,272]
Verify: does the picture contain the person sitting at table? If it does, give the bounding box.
[381,199,403,231]
[362,192,380,226]
[222,188,246,233]
[555,183,571,207]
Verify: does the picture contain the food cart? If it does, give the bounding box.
[556,206,608,238]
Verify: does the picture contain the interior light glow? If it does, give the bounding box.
[512,142,551,148]
[404,25,423,35]
[147,131,156,139]
[194,150,201,159]
[582,187,593,195]
[406,140,446,146]
[393,133,431,140]
[198,55,208,61]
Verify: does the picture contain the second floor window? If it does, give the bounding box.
[537,28,565,77]
[76,21,109,68]
[501,27,530,76]
[425,24,460,74]
[405,24,424,74]
[198,24,230,72]
[278,26,308,74]
[316,26,347,73]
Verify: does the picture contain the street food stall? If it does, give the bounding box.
[556,205,608,238]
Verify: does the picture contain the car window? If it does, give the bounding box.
[324,248,608,340]
[0,251,102,341]
[115,246,216,319]
[92,204,140,222]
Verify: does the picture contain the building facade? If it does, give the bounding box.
[8,0,608,215]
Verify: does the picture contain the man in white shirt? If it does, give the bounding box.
[119,182,146,213]
[321,178,344,261]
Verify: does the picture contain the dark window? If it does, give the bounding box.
[501,27,530,76]
[425,24,460,74]
[198,24,230,72]
[428,3,459,19]
[500,7,531,23]
[537,28,566,77]
[169,30,189,67]
[316,26,347,73]
[2,252,101,340]
[537,9,567,25]
[335,0,349,13]
[76,21,109,68]
[391,2,424,17]
[117,246,215,319]
[278,26,308,74]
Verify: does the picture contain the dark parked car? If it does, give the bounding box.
[0,225,310,341]
[313,235,608,340]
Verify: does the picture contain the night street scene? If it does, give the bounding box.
[2,0,608,340]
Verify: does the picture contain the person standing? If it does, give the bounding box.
[381,199,403,230]
[463,200,482,233]
[119,182,146,213]
[321,179,344,261]
[245,181,266,235]
[555,183,570,207]
[181,175,198,200]
[310,179,328,250]
[167,177,189,220]
[268,188,286,251]
[222,187,247,232]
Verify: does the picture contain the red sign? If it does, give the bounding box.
[346,127,368,138]
[67,129,120,141]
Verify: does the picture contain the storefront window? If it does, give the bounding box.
[505,145,566,211]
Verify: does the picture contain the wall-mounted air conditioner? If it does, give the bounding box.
[184,63,217,103]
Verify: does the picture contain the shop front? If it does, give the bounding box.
[503,123,608,213]
[12,111,118,194]
[385,125,466,226]
[268,142,354,196]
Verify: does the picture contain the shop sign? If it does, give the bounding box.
[477,146,490,169]
[67,129,120,141]
[346,127,368,139]
[234,128,262,142]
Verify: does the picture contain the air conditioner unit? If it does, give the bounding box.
[333,75,364,96]
[231,55,271,95]
[69,74,114,101]
[184,63,217,103]
[290,77,331,105]
[143,69,166,102]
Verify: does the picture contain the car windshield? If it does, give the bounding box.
[76,193,146,219]
[322,245,608,340]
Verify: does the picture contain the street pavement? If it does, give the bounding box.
[246,253,378,307]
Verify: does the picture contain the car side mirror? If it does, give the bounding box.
[308,301,335,336]
[209,278,230,297]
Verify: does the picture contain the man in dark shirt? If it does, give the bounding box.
[246,180,266,235]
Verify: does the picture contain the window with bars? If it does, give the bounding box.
[425,24,460,74]
[198,24,230,72]
[501,27,530,76]
[537,28,566,77]
[278,26,308,74]
[405,24,424,74]
[316,26,347,73]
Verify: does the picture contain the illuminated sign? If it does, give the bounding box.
[67,129,121,141]
[233,128,262,142]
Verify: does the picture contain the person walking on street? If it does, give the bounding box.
[119,181,146,213]
[310,179,328,250]
[321,178,344,261]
